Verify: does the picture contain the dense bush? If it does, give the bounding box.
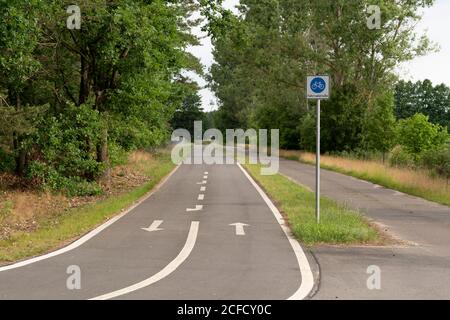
[421,147,450,183]
[396,113,449,158]
[30,104,105,181]
[299,113,316,152]
[0,148,15,172]
[389,145,416,168]
[27,161,102,197]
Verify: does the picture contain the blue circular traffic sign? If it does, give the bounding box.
[310,77,326,94]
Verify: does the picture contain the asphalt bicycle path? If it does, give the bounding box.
[0,161,315,300]
[279,158,450,299]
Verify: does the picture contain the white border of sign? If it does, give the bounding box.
[307,75,330,99]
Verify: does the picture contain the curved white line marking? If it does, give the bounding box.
[0,165,181,272]
[237,163,315,300]
[90,221,200,300]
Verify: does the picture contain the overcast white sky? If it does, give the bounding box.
[187,0,450,112]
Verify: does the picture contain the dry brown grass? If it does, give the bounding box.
[0,151,158,240]
[280,150,450,206]
[0,192,69,239]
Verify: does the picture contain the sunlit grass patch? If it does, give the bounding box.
[244,163,384,245]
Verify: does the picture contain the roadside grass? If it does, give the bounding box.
[243,164,384,246]
[0,151,175,264]
[280,150,450,207]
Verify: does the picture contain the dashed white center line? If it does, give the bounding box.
[197,181,207,185]
[203,176,208,179]
[204,171,209,175]
[198,194,204,201]
[200,186,206,192]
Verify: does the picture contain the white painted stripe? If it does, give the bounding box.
[237,163,315,300]
[200,186,206,192]
[90,221,200,300]
[204,172,209,175]
[197,180,207,185]
[141,220,164,233]
[198,194,204,201]
[186,205,203,212]
[203,176,208,179]
[0,164,181,272]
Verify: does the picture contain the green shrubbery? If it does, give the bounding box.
[389,114,450,174]
[421,147,450,183]
[21,104,105,196]
[396,114,449,158]
[388,146,416,168]
[325,113,450,181]
[27,161,102,197]
[0,148,15,173]
[0,1,200,196]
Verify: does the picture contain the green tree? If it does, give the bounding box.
[362,91,397,162]
[171,92,205,138]
[0,0,46,175]
[395,80,450,129]
[202,0,436,152]
[0,0,202,194]
[397,113,449,158]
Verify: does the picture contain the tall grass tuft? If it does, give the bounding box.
[280,150,450,206]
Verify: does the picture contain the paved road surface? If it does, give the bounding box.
[0,161,314,300]
[279,158,450,299]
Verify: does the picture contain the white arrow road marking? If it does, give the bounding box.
[230,223,249,236]
[200,186,206,192]
[186,205,203,212]
[0,164,182,273]
[198,194,204,201]
[197,180,207,185]
[91,221,200,300]
[141,220,164,232]
[237,163,314,300]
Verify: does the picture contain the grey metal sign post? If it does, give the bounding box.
[306,76,330,224]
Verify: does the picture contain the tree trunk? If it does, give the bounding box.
[11,93,27,176]
[97,127,110,187]
[79,55,90,105]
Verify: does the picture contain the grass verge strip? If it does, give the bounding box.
[243,164,384,246]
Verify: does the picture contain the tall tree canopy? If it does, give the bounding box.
[0,0,201,193]
[395,80,450,129]
[202,0,435,151]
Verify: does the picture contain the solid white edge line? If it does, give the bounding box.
[237,163,315,300]
[0,164,182,273]
[90,221,200,300]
